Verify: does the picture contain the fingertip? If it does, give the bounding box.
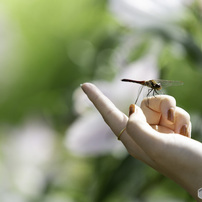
[173,107,191,137]
[81,82,94,93]
[127,105,147,133]
[130,105,146,119]
[179,124,189,137]
[167,107,175,123]
[129,104,135,116]
[160,96,176,120]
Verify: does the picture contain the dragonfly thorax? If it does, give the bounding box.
[146,80,162,90]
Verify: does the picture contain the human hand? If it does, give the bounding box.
[81,82,202,200]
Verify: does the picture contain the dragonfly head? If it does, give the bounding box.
[155,82,162,90]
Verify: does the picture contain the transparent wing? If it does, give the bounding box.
[154,79,183,88]
[135,85,144,104]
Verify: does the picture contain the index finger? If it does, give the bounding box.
[81,83,128,136]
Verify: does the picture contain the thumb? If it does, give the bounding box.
[126,105,165,154]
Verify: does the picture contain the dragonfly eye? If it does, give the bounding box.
[156,83,161,88]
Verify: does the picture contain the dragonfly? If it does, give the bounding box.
[121,79,183,104]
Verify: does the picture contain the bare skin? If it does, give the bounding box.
[81,82,202,200]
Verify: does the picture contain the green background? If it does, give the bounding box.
[0,0,201,201]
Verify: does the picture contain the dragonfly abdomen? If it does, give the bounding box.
[121,79,145,85]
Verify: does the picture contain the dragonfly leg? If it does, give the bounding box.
[146,88,153,106]
[147,88,153,97]
[155,89,159,94]
[154,89,159,97]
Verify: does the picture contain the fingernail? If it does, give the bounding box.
[180,124,188,137]
[167,108,175,122]
[80,83,86,93]
[129,104,135,116]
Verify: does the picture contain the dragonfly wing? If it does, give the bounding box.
[135,85,144,104]
[155,79,183,88]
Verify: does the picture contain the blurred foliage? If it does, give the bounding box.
[0,0,119,130]
[0,0,202,202]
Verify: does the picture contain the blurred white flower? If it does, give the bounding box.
[65,52,159,157]
[0,119,56,198]
[109,0,193,29]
